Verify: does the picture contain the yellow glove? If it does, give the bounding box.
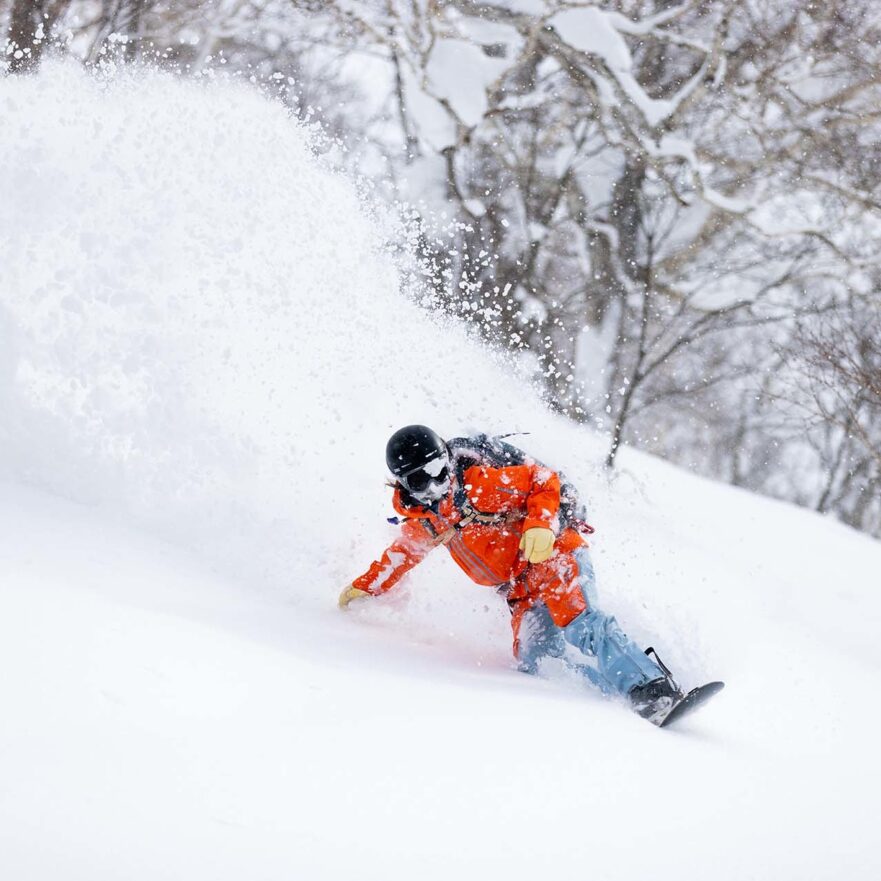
[338,584,370,609]
[519,527,556,564]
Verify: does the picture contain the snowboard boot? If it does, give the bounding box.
[628,647,684,725]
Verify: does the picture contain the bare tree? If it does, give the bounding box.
[784,299,881,534]
[80,0,153,63]
[5,0,70,72]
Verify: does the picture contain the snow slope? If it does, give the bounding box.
[1,63,880,880]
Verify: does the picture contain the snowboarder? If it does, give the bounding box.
[339,425,718,725]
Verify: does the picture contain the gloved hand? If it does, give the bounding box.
[519,527,556,564]
[338,584,370,609]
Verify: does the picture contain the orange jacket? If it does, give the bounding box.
[353,460,587,598]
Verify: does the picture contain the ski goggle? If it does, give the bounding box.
[399,463,450,494]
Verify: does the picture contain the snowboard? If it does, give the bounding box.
[657,681,725,728]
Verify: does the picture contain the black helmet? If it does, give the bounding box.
[386,424,450,500]
[386,424,447,476]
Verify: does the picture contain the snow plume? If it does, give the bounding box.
[12,62,863,692]
[0,62,544,611]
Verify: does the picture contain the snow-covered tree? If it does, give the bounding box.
[4,0,881,534]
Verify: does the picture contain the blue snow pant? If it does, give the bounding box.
[514,548,663,696]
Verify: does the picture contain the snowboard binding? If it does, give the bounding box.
[629,647,724,728]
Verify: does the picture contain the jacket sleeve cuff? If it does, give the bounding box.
[523,517,555,533]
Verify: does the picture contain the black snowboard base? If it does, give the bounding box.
[656,681,725,728]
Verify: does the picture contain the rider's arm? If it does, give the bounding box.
[351,518,437,596]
